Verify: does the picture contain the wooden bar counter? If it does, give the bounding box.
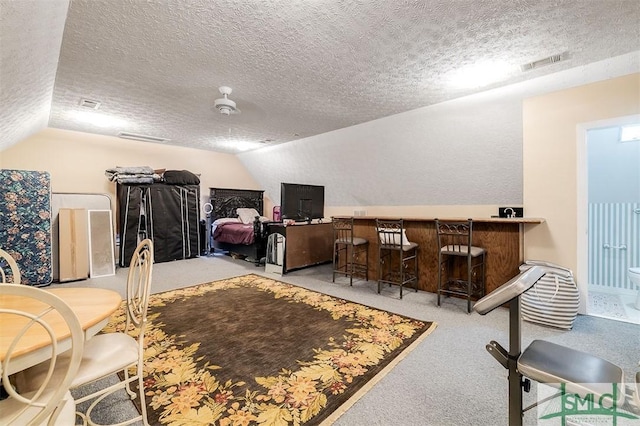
[340,216,544,296]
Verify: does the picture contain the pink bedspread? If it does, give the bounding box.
[213,222,255,245]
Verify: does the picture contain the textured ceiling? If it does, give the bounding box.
[0,0,68,152]
[2,0,640,153]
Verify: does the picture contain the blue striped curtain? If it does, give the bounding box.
[588,202,640,291]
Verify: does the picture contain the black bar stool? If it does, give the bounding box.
[375,219,418,299]
[332,217,369,285]
[435,218,486,313]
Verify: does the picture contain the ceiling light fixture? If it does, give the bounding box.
[69,110,128,128]
[234,141,260,151]
[446,60,513,89]
[216,138,266,152]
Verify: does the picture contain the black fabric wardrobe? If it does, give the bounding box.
[117,183,200,266]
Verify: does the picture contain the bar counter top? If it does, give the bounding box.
[339,216,545,224]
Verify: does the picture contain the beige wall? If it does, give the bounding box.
[523,73,640,295]
[1,127,263,206]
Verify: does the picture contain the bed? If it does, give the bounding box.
[207,188,269,265]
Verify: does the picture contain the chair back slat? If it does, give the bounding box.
[435,220,473,254]
[126,239,154,334]
[376,219,404,248]
[0,249,21,284]
[332,217,355,244]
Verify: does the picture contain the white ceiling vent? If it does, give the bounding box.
[520,53,565,72]
[118,132,169,143]
[79,98,101,109]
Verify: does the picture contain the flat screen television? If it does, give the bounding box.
[280,183,325,222]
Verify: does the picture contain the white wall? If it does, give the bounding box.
[240,52,640,220]
[240,89,523,213]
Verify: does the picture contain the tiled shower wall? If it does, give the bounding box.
[589,202,640,292]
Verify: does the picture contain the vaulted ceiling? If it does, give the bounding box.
[1,0,639,154]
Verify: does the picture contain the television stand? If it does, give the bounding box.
[267,222,333,273]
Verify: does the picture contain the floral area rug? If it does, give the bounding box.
[104,274,436,425]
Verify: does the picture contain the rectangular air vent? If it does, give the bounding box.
[118,132,169,143]
[520,53,564,72]
[79,98,101,109]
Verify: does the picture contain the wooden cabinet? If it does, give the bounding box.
[268,222,333,273]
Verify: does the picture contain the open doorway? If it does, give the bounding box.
[577,115,640,324]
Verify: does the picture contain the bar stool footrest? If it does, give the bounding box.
[439,279,484,298]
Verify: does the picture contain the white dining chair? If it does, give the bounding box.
[0,248,21,284]
[22,239,154,426]
[0,283,84,425]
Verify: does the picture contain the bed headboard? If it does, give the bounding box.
[208,188,264,220]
